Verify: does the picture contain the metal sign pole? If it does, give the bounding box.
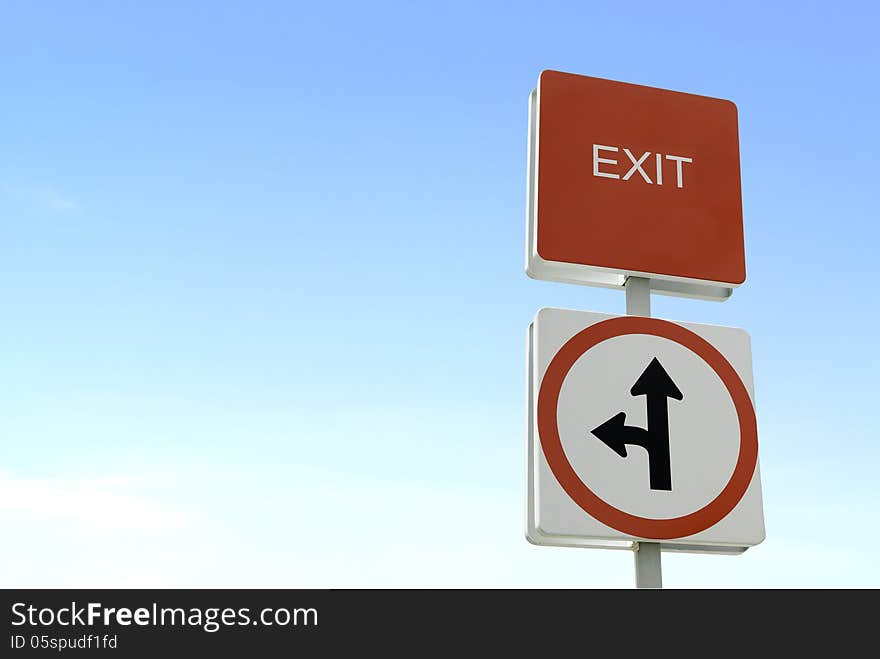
[625,276,663,589]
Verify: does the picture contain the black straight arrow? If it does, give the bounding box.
[591,357,683,491]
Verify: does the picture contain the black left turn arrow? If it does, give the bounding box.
[590,357,683,491]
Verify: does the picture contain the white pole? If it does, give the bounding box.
[625,276,662,589]
[634,541,662,588]
[625,275,651,317]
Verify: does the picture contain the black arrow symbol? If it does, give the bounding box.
[591,357,683,491]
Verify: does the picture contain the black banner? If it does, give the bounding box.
[0,589,871,654]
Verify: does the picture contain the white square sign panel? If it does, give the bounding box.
[527,308,764,553]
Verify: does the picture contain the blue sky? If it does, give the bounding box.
[1,1,878,587]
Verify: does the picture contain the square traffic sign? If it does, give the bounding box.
[526,71,746,300]
[527,308,765,553]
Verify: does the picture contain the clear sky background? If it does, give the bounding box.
[1,1,878,588]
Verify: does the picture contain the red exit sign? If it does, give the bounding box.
[526,70,745,300]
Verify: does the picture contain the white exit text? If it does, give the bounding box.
[592,144,693,188]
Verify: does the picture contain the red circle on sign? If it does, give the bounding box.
[537,316,758,539]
